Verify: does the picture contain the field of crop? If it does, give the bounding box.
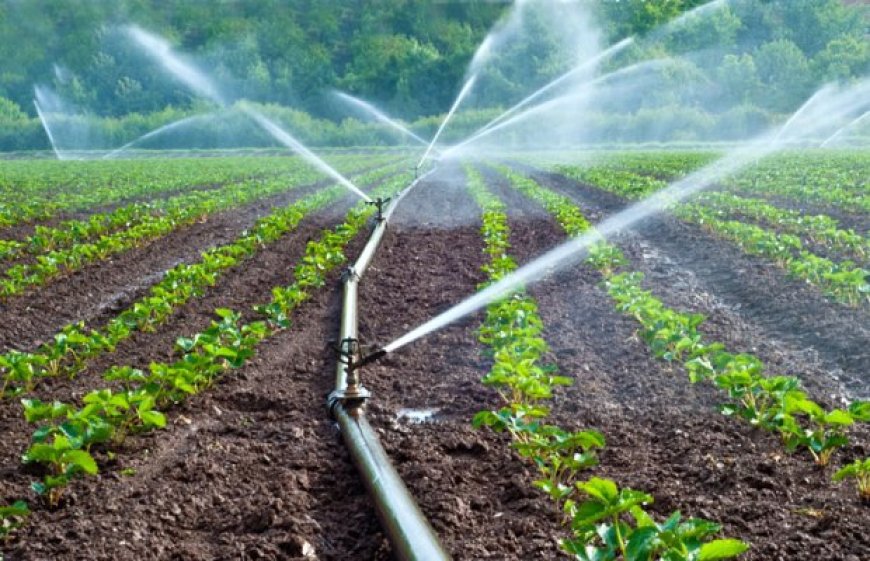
[0,150,868,560]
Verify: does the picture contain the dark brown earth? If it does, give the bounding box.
[2,163,868,560]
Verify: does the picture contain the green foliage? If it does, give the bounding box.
[0,501,30,540]
[562,477,748,561]
[0,158,403,396]
[833,457,870,499]
[0,1,867,149]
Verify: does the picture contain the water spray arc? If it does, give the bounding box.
[124,25,226,106]
[443,58,676,159]
[241,105,372,202]
[123,28,371,200]
[417,73,478,170]
[383,79,870,355]
[103,112,220,159]
[468,37,634,142]
[32,98,64,160]
[820,110,870,148]
[333,91,429,146]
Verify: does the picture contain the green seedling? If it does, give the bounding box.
[832,457,870,499]
[0,501,29,541]
[562,477,748,561]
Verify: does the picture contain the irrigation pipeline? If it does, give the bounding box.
[327,167,451,561]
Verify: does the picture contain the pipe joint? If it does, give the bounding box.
[340,266,360,284]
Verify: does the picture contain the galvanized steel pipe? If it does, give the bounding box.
[329,169,450,561]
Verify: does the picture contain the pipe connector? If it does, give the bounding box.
[340,266,360,284]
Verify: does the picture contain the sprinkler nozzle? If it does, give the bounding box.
[349,347,387,372]
[366,197,391,222]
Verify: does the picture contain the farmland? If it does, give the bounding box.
[0,149,867,560]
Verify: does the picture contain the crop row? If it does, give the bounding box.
[467,165,747,561]
[675,204,868,306]
[496,166,870,498]
[12,170,414,520]
[0,162,405,397]
[692,192,868,261]
[556,150,870,214]
[0,157,401,298]
[0,155,398,229]
[554,164,869,306]
[0,156,400,266]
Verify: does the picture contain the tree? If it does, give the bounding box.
[754,38,812,113]
[716,54,761,106]
[812,35,870,83]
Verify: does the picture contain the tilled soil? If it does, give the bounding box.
[517,165,870,401]
[357,164,869,560]
[1,182,388,561]
[2,163,868,560]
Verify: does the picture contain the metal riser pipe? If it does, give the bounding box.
[330,169,450,561]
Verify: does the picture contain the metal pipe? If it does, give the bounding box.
[335,407,450,561]
[329,166,450,561]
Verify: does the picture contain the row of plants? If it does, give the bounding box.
[602,270,869,467]
[692,192,867,261]
[724,151,870,213]
[13,171,414,514]
[0,201,160,262]
[552,163,869,307]
[553,150,868,212]
[467,165,748,560]
[0,157,395,298]
[0,162,406,397]
[496,166,870,501]
[0,155,397,229]
[675,204,868,306]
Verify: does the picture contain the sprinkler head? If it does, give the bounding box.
[330,337,372,413]
[349,347,388,372]
[366,197,391,222]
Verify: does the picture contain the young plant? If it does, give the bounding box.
[0,501,29,541]
[780,397,856,467]
[832,457,870,500]
[561,477,748,561]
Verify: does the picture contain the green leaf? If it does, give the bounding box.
[698,539,750,560]
[62,450,98,475]
[626,526,659,560]
[579,477,619,504]
[139,410,166,428]
[823,409,854,426]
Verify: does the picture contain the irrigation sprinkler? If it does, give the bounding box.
[328,337,372,412]
[366,196,392,222]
